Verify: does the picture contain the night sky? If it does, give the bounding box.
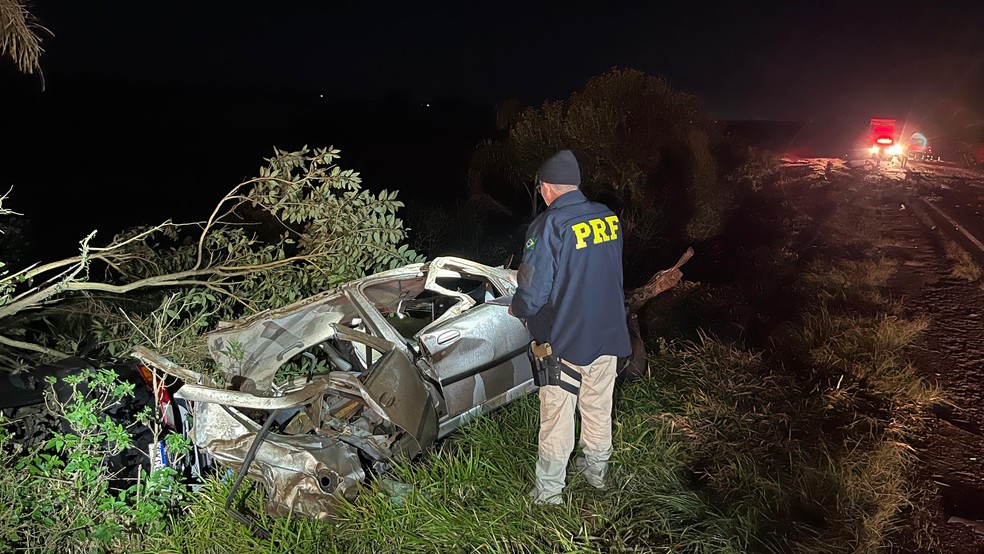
[2,0,984,257]
[22,1,984,118]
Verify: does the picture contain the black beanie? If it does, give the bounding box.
[537,150,581,186]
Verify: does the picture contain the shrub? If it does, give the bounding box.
[0,368,188,553]
[468,68,743,266]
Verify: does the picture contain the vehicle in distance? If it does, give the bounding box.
[867,118,904,165]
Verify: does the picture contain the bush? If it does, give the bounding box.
[465,68,776,280]
[0,368,189,553]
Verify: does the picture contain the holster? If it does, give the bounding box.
[528,341,581,395]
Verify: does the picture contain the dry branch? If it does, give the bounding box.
[0,0,48,75]
[625,247,693,313]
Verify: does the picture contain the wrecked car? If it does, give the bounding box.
[132,256,534,520]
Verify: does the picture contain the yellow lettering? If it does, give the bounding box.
[590,218,610,244]
[571,222,591,249]
[605,215,620,240]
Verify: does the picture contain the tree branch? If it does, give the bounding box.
[0,334,69,359]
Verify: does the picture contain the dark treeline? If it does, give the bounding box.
[1,71,494,262]
[2,68,827,272]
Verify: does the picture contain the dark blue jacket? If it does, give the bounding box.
[511,190,631,366]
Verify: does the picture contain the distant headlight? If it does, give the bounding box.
[887,145,903,156]
[870,146,880,154]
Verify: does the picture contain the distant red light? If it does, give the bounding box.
[876,137,893,145]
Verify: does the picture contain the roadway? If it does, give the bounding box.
[878,159,984,265]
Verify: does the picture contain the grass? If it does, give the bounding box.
[824,207,883,250]
[945,241,983,282]
[801,257,900,315]
[802,257,897,294]
[149,374,727,553]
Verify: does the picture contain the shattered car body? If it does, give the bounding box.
[132,257,534,519]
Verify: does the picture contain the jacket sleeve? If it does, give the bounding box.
[511,216,555,318]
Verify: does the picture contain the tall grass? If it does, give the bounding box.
[792,209,944,552]
[801,257,900,315]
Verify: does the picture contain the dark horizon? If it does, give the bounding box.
[1,71,980,263]
[0,73,500,261]
[10,1,984,117]
[3,1,984,260]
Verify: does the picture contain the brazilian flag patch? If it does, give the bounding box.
[525,236,538,251]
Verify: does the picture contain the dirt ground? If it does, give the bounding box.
[833,163,984,553]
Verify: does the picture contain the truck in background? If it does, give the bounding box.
[867,118,905,166]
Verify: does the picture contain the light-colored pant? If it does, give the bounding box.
[532,354,617,502]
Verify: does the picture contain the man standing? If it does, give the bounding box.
[510,149,631,505]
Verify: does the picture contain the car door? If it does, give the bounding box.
[416,299,532,435]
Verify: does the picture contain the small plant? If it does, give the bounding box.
[0,368,188,553]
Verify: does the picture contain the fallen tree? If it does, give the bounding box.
[0,146,423,371]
